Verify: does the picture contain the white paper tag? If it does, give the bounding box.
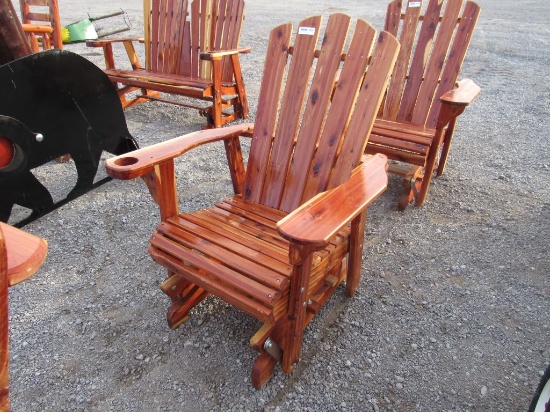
[408,1,421,7]
[298,27,316,36]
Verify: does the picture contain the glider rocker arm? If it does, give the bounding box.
[277,154,388,249]
[199,47,252,60]
[86,38,145,70]
[104,123,254,220]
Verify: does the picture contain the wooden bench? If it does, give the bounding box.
[87,0,249,129]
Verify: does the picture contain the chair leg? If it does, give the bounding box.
[346,210,367,297]
[437,117,458,177]
[282,246,314,373]
[398,167,423,211]
[415,125,447,207]
[251,352,278,389]
[160,272,210,329]
[230,53,249,120]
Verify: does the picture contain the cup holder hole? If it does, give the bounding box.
[114,156,139,166]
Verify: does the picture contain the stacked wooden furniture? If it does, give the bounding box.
[0,223,48,411]
[87,0,249,129]
[105,14,399,388]
[365,0,481,210]
[19,0,63,52]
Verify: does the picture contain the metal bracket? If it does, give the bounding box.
[263,338,282,360]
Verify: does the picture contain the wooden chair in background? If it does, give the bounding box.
[87,0,249,129]
[19,0,63,52]
[105,14,399,388]
[0,223,47,411]
[365,0,481,210]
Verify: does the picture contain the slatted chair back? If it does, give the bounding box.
[144,0,245,81]
[380,0,480,128]
[243,14,399,214]
[19,0,63,50]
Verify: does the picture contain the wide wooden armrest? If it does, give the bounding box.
[200,47,252,60]
[86,38,144,47]
[277,154,388,248]
[1,223,47,286]
[440,79,481,107]
[105,123,254,180]
[21,24,54,34]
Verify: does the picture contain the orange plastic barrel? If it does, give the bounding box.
[0,137,15,168]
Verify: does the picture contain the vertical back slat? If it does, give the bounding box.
[328,30,400,188]
[242,22,294,204]
[149,0,160,71]
[222,0,244,81]
[171,0,188,75]
[300,19,377,205]
[162,0,175,73]
[384,0,401,37]
[279,14,353,212]
[410,0,463,124]
[260,16,322,208]
[214,0,228,50]
[157,0,169,72]
[396,0,445,122]
[179,20,192,76]
[190,0,201,77]
[382,0,422,120]
[199,0,214,78]
[426,0,480,126]
[217,0,232,81]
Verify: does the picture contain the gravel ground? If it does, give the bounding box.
[5,0,550,411]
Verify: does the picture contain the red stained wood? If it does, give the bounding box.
[243,22,293,204]
[366,0,481,208]
[1,223,47,411]
[105,14,399,388]
[87,0,248,128]
[260,15,322,209]
[279,14,352,212]
[300,19,377,203]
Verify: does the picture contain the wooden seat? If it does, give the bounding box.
[105,13,399,388]
[0,222,48,411]
[365,0,481,210]
[19,0,63,52]
[87,0,249,129]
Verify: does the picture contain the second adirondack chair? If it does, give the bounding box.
[365,0,481,210]
[87,0,249,129]
[104,14,399,388]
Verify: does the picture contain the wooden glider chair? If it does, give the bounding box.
[0,223,48,411]
[87,0,249,129]
[19,0,63,52]
[364,0,481,210]
[105,14,399,388]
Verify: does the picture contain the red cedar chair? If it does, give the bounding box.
[365,0,481,210]
[104,14,399,388]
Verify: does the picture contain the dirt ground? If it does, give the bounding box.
[5,0,550,411]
